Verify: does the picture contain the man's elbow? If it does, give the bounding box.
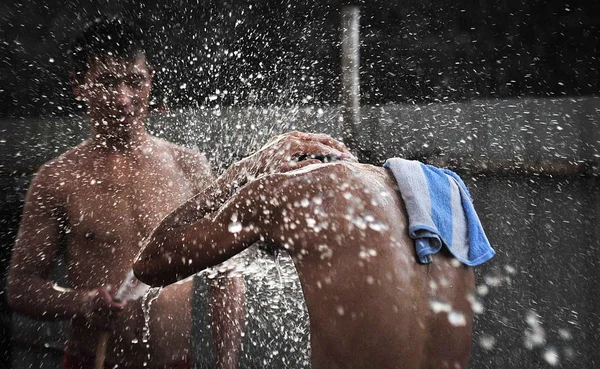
[133,259,160,287]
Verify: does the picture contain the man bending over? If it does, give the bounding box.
[134,155,476,369]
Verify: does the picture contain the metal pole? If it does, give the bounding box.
[340,5,360,154]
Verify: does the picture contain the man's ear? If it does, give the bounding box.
[70,72,86,101]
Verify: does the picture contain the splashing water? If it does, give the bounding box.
[141,287,163,343]
[524,310,546,349]
[479,334,496,351]
[228,221,243,233]
[447,311,467,327]
[543,347,559,366]
[209,245,309,367]
[148,104,341,175]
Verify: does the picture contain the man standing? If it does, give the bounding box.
[7,17,352,369]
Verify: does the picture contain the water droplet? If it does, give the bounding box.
[479,334,496,350]
[228,221,243,233]
[368,222,387,231]
[558,328,572,340]
[448,311,467,326]
[524,310,546,349]
[429,299,452,313]
[543,348,559,366]
[141,287,162,343]
[352,216,367,230]
[317,244,332,259]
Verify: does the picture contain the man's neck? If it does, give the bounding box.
[91,128,149,154]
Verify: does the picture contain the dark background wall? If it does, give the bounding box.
[1,0,598,117]
[1,0,599,368]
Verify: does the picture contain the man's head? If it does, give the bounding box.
[70,17,153,138]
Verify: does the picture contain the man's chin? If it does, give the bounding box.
[116,114,137,124]
[102,116,138,128]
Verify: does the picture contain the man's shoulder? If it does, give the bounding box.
[150,136,204,159]
[150,137,213,185]
[151,137,211,171]
[35,140,93,181]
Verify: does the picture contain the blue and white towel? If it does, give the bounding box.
[384,158,495,266]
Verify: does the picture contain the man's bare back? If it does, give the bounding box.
[134,161,476,369]
[9,135,210,365]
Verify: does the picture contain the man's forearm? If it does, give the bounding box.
[154,161,248,237]
[141,131,355,266]
[7,273,86,321]
[137,160,252,279]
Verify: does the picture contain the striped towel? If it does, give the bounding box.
[384,158,495,266]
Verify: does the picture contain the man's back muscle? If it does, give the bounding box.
[264,163,475,369]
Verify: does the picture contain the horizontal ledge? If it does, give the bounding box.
[431,157,600,177]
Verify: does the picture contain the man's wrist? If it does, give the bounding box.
[220,160,250,194]
[71,289,95,319]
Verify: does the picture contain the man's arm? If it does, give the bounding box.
[135,132,353,368]
[134,131,354,285]
[8,165,75,319]
[133,158,252,285]
[133,167,276,286]
[7,164,121,322]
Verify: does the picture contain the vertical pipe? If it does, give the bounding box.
[340,5,360,153]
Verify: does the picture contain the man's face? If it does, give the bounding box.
[76,53,152,135]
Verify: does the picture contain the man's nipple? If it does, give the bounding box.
[85,231,95,241]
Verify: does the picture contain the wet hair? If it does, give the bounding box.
[69,17,146,77]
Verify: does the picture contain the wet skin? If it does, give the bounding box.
[7,54,246,367]
[7,53,355,367]
[10,137,211,364]
[135,161,476,369]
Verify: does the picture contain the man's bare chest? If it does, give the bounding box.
[63,160,197,242]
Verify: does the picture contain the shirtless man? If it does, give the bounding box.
[134,157,477,369]
[7,18,352,369]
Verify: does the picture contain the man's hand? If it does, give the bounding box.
[75,286,125,331]
[239,131,358,179]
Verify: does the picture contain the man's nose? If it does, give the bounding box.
[113,83,134,107]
